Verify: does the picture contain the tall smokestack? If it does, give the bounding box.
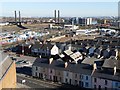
[15,11,17,23]
[19,11,21,22]
[54,10,56,23]
[58,10,60,24]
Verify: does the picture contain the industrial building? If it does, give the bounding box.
[78,17,92,26]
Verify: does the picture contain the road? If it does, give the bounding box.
[17,74,62,88]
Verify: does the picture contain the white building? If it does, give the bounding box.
[86,18,92,25]
[64,25,79,30]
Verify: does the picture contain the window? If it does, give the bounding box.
[50,70,52,73]
[39,73,43,79]
[39,73,40,78]
[66,72,69,77]
[69,79,72,84]
[80,75,81,79]
[43,68,45,72]
[94,85,96,89]
[59,77,61,82]
[105,80,108,85]
[80,75,83,80]
[115,82,118,87]
[86,76,88,80]
[85,82,89,87]
[75,74,77,78]
[105,87,107,90]
[79,81,81,86]
[35,72,37,77]
[50,75,52,80]
[94,78,97,83]
[65,78,68,83]
[75,80,78,85]
[36,67,38,71]
[81,82,84,87]
[98,85,101,90]
[58,72,60,75]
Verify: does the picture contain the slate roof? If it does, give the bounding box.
[92,70,120,82]
[81,57,103,65]
[102,56,120,69]
[33,58,92,75]
[32,43,54,50]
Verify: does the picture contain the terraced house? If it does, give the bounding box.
[32,48,120,89]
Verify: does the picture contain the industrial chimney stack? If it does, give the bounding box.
[15,11,17,24]
[14,10,22,25]
[54,10,57,23]
[18,11,21,25]
[58,10,60,24]
[54,10,60,24]
[19,11,21,22]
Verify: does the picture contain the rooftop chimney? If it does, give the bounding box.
[114,66,116,75]
[64,62,68,68]
[49,58,53,64]
[93,63,97,70]
[115,49,118,59]
[39,55,41,58]
[91,63,97,75]
[15,11,17,23]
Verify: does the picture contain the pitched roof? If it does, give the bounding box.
[70,52,82,61]
[33,58,92,75]
[64,50,73,56]
[32,43,54,50]
[0,52,14,80]
[102,57,120,69]
[92,70,120,82]
[81,57,103,65]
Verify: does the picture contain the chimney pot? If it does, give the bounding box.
[39,55,41,58]
[49,58,53,64]
[114,66,116,75]
[65,62,68,68]
[93,63,97,70]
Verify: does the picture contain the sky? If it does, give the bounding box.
[1,2,119,17]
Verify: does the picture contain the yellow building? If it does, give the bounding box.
[0,51,16,89]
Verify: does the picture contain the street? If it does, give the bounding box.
[17,74,62,89]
